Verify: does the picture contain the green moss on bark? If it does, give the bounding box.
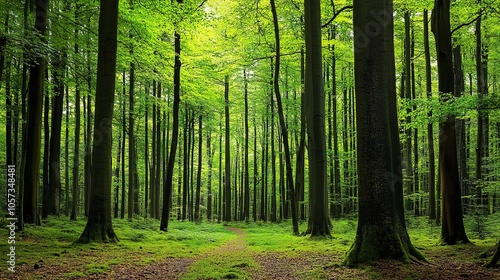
[343,224,426,267]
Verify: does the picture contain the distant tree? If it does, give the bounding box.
[223,75,231,222]
[423,9,436,221]
[77,0,119,243]
[431,0,469,245]
[343,0,425,265]
[303,0,330,236]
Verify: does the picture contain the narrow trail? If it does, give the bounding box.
[108,227,249,280]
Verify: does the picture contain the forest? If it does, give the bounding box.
[1,0,500,278]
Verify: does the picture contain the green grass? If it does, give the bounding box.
[1,212,498,279]
[0,216,235,277]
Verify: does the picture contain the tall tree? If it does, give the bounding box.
[343,0,424,265]
[46,47,66,216]
[303,0,330,236]
[160,4,182,228]
[431,0,469,245]
[23,0,49,225]
[423,9,436,221]
[128,1,136,218]
[475,5,489,213]
[78,0,119,243]
[223,75,231,222]
[270,0,299,234]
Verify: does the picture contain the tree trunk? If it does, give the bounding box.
[128,61,135,219]
[304,0,330,236]
[485,240,500,268]
[244,69,250,221]
[207,131,213,221]
[71,63,81,221]
[23,0,48,226]
[144,87,149,217]
[84,14,93,217]
[160,28,181,229]
[475,11,489,214]
[453,45,468,214]
[431,0,469,245]
[223,75,231,222]
[424,9,436,221]
[195,115,203,221]
[295,46,306,221]
[432,0,469,245]
[343,0,424,265]
[270,0,298,233]
[77,0,119,243]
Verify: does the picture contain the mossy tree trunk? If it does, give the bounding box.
[77,0,119,243]
[343,0,425,266]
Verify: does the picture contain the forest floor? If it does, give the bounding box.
[1,216,499,279]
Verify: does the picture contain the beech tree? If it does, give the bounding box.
[23,0,48,226]
[78,0,119,243]
[303,0,330,236]
[431,0,469,245]
[343,0,425,265]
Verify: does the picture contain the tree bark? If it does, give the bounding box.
[304,0,330,236]
[224,75,231,222]
[344,0,424,265]
[195,115,203,221]
[23,0,48,226]
[270,0,299,233]
[77,0,119,243]
[432,0,469,245]
[423,9,436,221]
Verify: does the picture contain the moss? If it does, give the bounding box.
[343,224,424,267]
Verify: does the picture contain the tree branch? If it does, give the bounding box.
[451,9,485,35]
[321,5,353,28]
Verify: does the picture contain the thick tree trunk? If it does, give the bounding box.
[344,0,424,265]
[23,0,49,226]
[77,0,119,243]
[423,9,436,221]
[432,0,469,244]
[304,0,330,236]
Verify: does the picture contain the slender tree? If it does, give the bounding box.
[223,75,231,222]
[423,9,436,221]
[160,10,182,229]
[77,0,119,243]
[270,0,299,233]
